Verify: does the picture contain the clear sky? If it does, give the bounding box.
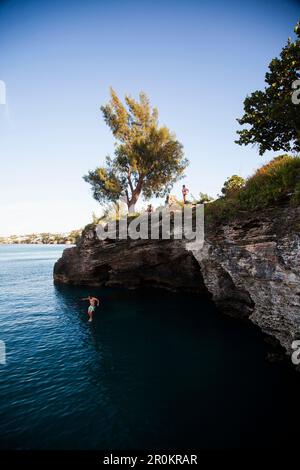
[0,0,299,236]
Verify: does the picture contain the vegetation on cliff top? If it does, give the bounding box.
[207,155,300,222]
[221,175,246,197]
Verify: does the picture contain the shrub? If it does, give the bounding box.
[206,155,300,223]
[238,155,300,209]
[221,175,245,197]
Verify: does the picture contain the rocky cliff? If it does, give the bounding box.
[191,204,300,355]
[54,234,208,294]
[54,204,300,356]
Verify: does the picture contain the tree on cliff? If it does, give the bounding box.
[84,89,188,213]
[221,175,245,197]
[235,22,300,155]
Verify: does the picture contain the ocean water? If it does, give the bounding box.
[0,244,299,450]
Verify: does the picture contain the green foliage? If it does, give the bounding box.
[192,192,214,204]
[68,230,82,244]
[84,202,140,233]
[206,155,300,222]
[84,89,188,210]
[236,22,300,155]
[99,201,128,222]
[84,161,123,205]
[238,155,300,208]
[205,196,238,223]
[221,175,245,196]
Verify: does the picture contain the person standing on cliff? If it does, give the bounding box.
[182,184,189,204]
[81,295,100,322]
[146,204,153,213]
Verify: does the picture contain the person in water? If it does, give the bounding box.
[81,295,100,322]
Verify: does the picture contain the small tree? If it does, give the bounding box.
[236,22,300,155]
[198,192,214,204]
[192,192,214,204]
[84,89,188,212]
[221,175,245,197]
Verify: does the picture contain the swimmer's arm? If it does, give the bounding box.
[81,297,89,301]
[94,297,100,306]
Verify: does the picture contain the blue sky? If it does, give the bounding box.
[0,0,299,235]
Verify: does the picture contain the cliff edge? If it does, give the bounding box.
[54,204,300,356]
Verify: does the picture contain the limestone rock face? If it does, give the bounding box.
[54,204,300,355]
[53,229,208,294]
[191,205,300,353]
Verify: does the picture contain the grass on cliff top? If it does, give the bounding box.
[83,212,141,232]
[206,155,300,223]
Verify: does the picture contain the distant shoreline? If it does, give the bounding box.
[0,242,74,246]
[0,230,81,245]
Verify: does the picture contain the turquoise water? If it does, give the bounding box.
[0,244,299,450]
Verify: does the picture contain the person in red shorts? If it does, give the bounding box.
[182,184,189,204]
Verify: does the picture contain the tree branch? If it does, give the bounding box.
[127,172,134,197]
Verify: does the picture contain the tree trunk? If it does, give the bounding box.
[128,189,141,214]
[127,176,143,214]
[128,201,136,213]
